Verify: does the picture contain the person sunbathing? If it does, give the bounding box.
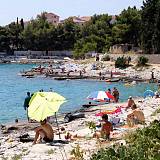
[33,119,54,144]
[127,104,145,127]
[94,114,113,140]
[126,96,135,110]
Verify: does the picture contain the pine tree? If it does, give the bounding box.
[20,18,24,30]
[141,0,160,54]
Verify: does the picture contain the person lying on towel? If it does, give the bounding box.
[33,119,54,144]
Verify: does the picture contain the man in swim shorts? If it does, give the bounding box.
[33,119,54,144]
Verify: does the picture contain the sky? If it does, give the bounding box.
[0,0,143,26]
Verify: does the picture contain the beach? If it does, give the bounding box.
[18,57,160,81]
[1,61,158,124]
[0,58,160,160]
[1,0,160,158]
[0,96,160,160]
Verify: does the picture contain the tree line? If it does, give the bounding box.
[0,0,160,58]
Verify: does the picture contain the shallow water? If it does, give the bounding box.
[0,64,157,123]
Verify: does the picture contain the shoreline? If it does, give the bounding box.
[1,97,160,159]
[17,60,160,83]
[1,57,160,83]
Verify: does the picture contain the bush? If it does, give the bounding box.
[91,121,160,160]
[101,54,110,61]
[115,56,128,68]
[137,56,148,66]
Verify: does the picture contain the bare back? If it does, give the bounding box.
[133,109,145,122]
[128,99,135,107]
[41,123,54,139]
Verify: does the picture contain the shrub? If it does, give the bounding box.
[91,121,160,160]
[71,144,84,160]
[101,54,110,61]
[115,56,128,68]
[137,56,148,66]
[47,149,55,154]
[11,154,22,160]
[86,121,96,133]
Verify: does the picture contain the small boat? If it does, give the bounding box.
[20,73,35,77]
[82,104,99,108]
[26,75,35,78]
[54,77,67,80]
[106,78,120,82]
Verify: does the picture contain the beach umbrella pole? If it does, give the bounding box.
[55,112,61,139]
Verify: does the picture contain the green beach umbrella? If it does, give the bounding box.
[28,92,66,122]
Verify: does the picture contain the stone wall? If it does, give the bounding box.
[0,52,7,58]
[14,50,73,58]
[109,44,140,54]
[103,54,160,64]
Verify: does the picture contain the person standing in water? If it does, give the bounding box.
[23,92,31,122]
[112,87,119,103]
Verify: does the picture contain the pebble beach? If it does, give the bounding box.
[0,58,160,160]
[0,96,160,160]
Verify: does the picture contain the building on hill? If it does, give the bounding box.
[109,44,141,54]
[24,12,60,27]
[60,16,91,26]
[24,21,31,28]
[80,16,91,22]
[44,12,59,25]
[110,15,117,24]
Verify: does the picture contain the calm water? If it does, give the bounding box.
[0,64,157,123]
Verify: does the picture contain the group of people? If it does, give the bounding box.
[126,96,145,127]
[23,88,145,145]
[106,87,119,103]
[32,103,145,144]
[94,96,145,140]
[23,90,55,145]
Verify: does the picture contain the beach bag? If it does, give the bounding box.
[111,117,120,125]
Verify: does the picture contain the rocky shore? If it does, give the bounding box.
[1,97,160,160]
[18,58,160,82]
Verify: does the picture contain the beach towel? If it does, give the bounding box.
[95,107,122,116]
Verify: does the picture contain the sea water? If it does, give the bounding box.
[0,64,157,123]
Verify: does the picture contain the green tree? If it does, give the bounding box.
[7,21,23,50]
[61,18,80,50]
[74,14,113,56]
[114,6,141,46]
[112,24,129,44]
[141,0,160,54]
[22,12,56,51]
[0,26,10,52]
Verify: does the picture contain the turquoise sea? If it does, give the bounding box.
[0,64,158,124]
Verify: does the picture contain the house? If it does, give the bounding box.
[60,16,91,26]
[24,12,60,27]
[110,15,117,24]
[24,21,31,28]
[44,12,60,25]
[109,44,140,54]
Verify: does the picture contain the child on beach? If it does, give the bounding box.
[126,96,135,110]
[94,114,113,140]
[33,119,54,144]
